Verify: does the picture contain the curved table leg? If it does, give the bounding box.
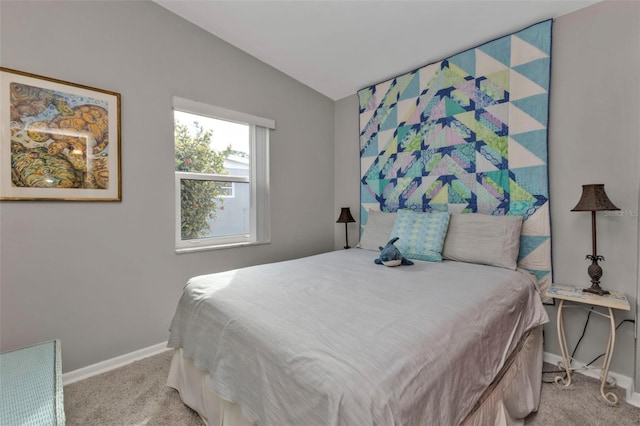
[599,307,619,405]
[554,299,572,387]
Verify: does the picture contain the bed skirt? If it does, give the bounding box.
[167,325,543,426]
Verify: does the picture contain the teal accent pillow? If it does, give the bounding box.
[390,210,451,262]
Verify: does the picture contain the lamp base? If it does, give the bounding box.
[344,245,351,250]
[583,255,609,295]
[582,285,610,296]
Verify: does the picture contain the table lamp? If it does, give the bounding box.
[571,184,619,295]
[336,207,356,249]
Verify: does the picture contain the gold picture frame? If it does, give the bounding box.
[0,67,121,201]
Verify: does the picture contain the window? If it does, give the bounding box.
[173,97,274,252]
[219,182,234,198]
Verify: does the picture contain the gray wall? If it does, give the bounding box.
[334,0,640,382]
[0,1,335,372]
[334,95,360,250]
[546,0,639,384]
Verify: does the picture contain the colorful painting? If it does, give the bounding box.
[1,68,121,200]
[358,20,553,302]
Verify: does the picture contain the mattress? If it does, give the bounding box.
[168,249,548,425]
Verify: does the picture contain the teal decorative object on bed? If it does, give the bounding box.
[358,20,553,302]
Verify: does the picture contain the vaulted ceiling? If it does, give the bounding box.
[155,1,600,100]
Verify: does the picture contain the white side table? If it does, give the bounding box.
[545,284,630,405]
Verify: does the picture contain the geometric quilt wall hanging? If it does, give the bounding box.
[358,20,553,303]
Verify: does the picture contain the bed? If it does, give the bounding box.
[167,212,549,426]
[167,17,554,425]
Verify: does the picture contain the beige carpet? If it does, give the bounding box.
[525,368,640,426]
[64,350,203,426]
[64,350,640,425]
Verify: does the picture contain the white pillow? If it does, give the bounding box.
[442,213,523,270]
[357,210,397,251]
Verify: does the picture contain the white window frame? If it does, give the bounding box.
[173,96,274,253]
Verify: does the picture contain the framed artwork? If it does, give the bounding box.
[0,67,121,201]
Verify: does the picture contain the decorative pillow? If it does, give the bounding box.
[442,213,523,270]
[357,210,397,251]
[390,210,450,262]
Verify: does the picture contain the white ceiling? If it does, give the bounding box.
[154,0,600,101]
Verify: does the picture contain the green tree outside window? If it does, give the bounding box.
[175,121,232,240]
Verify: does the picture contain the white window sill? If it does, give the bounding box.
[175,240,270,254]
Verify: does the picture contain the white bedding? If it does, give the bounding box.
[168,249,548,425]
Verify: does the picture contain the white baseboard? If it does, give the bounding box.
[62,341,170,385]
[543,351,639,408]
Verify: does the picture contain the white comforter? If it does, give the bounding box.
[168,249,548,426]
